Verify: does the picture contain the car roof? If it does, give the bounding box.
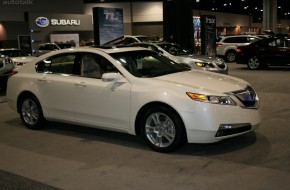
[37,46,148,56]
[131,42,173,46]
[124,35,148,38]
[0,48,20,51]
[220,35,260,38]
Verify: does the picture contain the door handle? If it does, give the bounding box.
[38,79,49,83]
[74,82,87,87]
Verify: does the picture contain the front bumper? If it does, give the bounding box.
[205,66,229,75]
[180,101,261,143]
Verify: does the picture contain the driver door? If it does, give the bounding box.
[74,53,131,130]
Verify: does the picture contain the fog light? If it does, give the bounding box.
[215,123,252,137]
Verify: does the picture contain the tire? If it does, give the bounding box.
[225,50,236,62]
[19,95,45,129]
[247,56,261,70]
[140,106,186,153]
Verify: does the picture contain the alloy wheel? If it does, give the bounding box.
[248,56,260,70]
[21,99,40,126]
[145,112,176,148]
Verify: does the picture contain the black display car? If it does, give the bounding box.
[236,36,290,70]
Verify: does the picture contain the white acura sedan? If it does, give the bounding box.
[6,47,261,152]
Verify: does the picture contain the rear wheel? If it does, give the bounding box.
[19,95,45,129]
[247,56,261,70]
[225,50,236,62]
[140,106,186,153]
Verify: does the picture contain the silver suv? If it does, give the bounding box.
[0,56,13,90]
[0,48,35,67]
[216,35,261,62]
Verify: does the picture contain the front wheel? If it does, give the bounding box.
[140,106,186,153]
[19,95,45,129]
[247,56,261,70]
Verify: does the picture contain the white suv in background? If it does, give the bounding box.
[0,56,13,90]
[216,35,261,62]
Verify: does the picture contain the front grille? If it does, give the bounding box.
[217,64,226,69]
[214,61,226,69]
[230,86,259,109]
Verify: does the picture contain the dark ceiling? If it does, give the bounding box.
[83,0,290,19]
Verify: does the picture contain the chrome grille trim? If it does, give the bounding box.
[226,85,259,109]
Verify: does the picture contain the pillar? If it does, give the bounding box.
[163,0,193,51]
[263,0,277,33]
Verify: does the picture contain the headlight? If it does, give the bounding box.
[195,62,215,68]
[186,92,236,106]
[13,62,24,66]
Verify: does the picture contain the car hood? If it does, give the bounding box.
[155,70,247,94]
[178,54,223,63]
[12,56,35,63]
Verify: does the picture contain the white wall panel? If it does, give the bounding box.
[132,2,163,22]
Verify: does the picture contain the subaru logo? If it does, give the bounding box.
[35,17,49,27]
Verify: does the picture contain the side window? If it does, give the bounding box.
[81,53,118,79]
[223,37,234,43]
[38,45,45,50]
[268,39,277,47]
[36,53,78,75]
[279,39,288,47]
[236,37,247,43]
[123,38,136,45]
[249,37,259,43]
[286,40,290,48]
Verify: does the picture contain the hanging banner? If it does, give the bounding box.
[201,15,216,56]
[93,7,124,45]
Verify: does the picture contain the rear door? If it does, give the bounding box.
[261,38,289,65]
[277,38,290,64]
[35,52,81,120]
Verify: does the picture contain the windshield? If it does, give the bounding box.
[158,43,191,56]
[0,50,29,57]
[110,50,189,77]
[136,36,150,42]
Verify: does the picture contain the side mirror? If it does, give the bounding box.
[102,72,123,82]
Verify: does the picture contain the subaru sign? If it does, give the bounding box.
[35,17,49,27]
[35,17,81,27]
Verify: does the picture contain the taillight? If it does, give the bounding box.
[236,48,242,53]
[216,43,222,47]
[9,71,18,78]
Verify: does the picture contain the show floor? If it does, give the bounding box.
[0,63,290,190]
